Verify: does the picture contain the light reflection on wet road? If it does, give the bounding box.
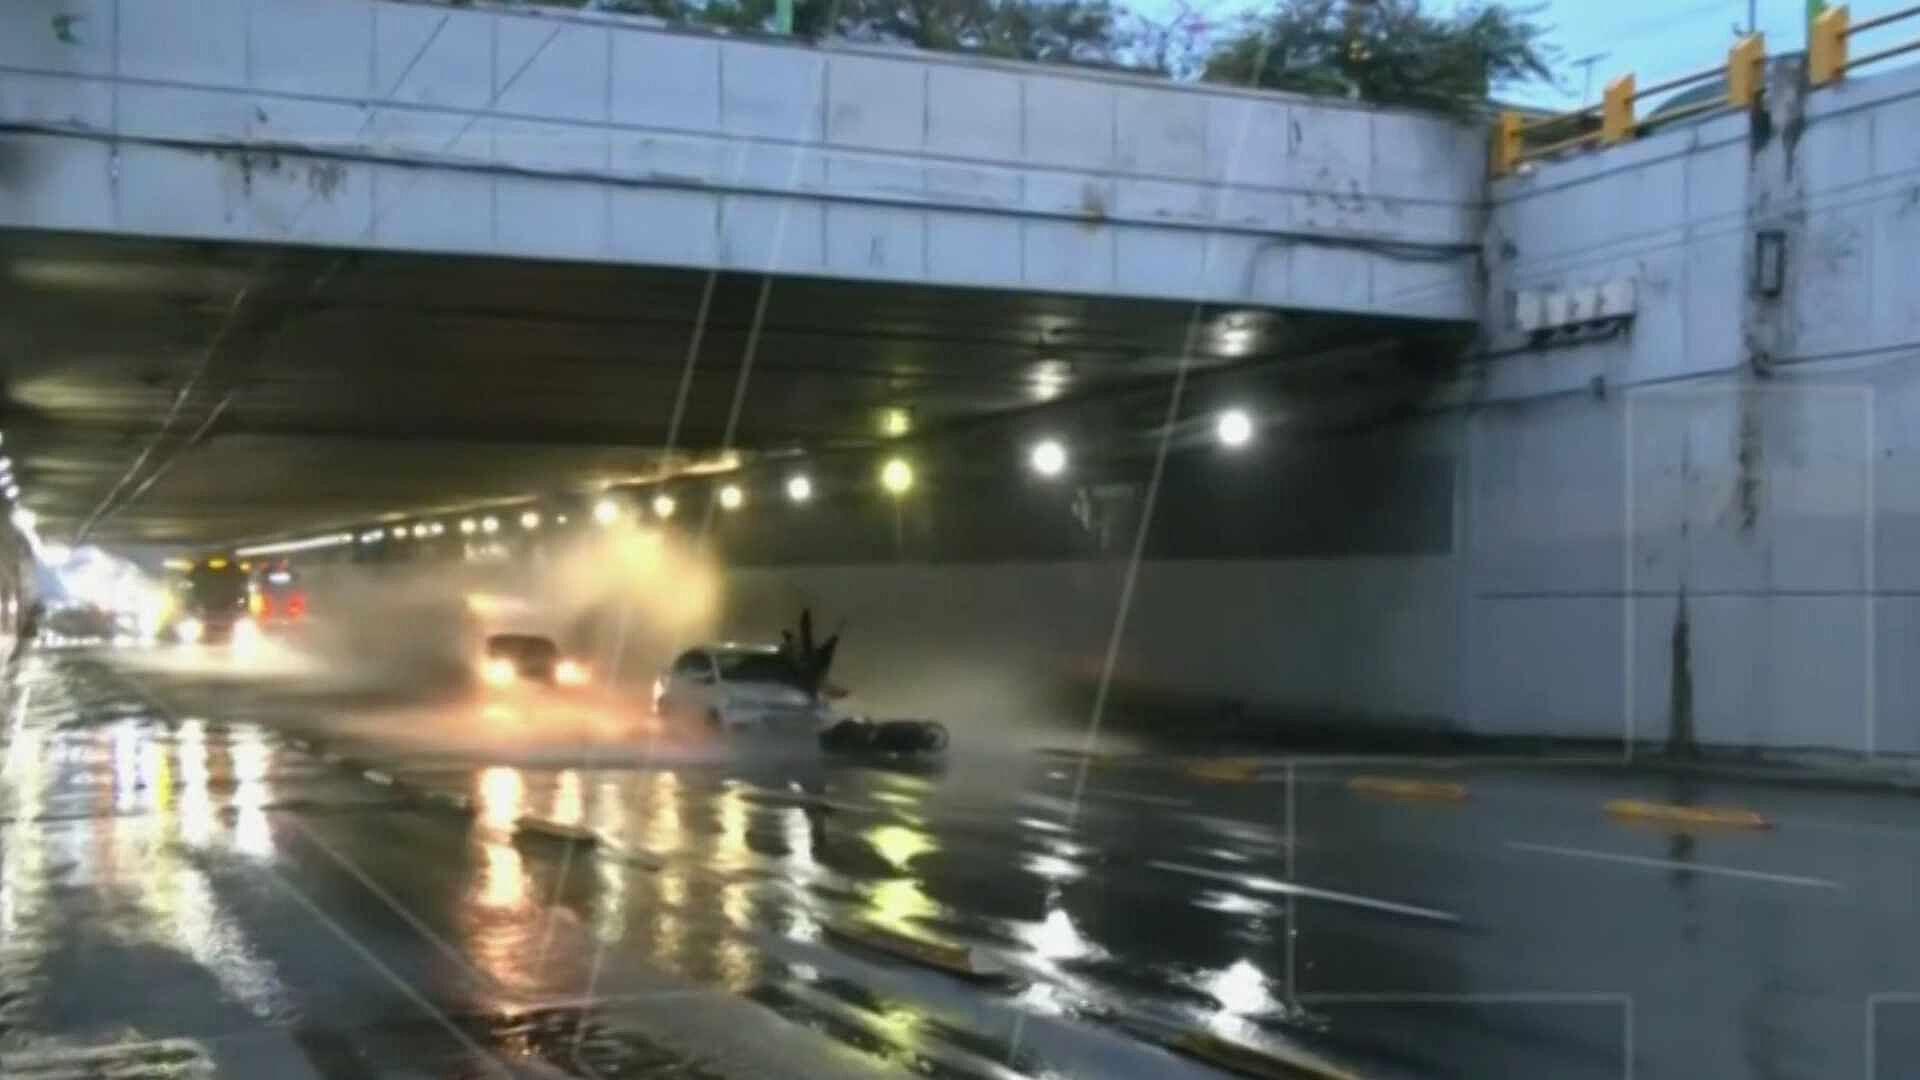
[8,652,1920,1077]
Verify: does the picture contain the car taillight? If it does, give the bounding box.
[287,593,307,619]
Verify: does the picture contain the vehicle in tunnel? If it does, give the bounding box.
[247,561,309,631]
[654,610,948,754]
[479,632,590,690]
[654,643,825,732]
[160,557,251,645]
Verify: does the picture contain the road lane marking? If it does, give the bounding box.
[1168,1029,1366,1080]
[1506,841,1843,889]
[1604,799,1770,830]
[1184,758,1263,783]
[1148,861,1459,924]
[822,917,1019,984]
[514,816,598,844]
[1348,776,1469,802]
[1089,789,1191,809]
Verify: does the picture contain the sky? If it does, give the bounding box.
[1494,0,1914,109]
[1153,1,1919,110]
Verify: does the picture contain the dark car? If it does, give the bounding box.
[480,633,589,689]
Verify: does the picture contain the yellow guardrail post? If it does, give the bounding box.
[1810,5,1850,85]
[1490,110,1523,177]
[1601,74,1636,145]
[1728,33,1766,107]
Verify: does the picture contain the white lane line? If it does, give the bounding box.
[1148,860,1459,924]
[1091,790,1191,809]
[1506,841,1844,890]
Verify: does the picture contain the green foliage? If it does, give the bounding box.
[516,0,1555,110]
[1202,0,1556,112]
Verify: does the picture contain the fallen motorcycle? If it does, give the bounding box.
[818,716,950,757]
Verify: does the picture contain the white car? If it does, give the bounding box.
[653,643,833,732]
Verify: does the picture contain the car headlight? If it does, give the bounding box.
[482,658,517,687]
[555,659,589,687]
[176,616,204,644]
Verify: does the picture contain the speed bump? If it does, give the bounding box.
[1605,799,1770,830]
[1169,1029,1366,1080]
[823,917,1015,984]
[1347,776,1469,802]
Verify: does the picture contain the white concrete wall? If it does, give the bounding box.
[1460,60,1920,753]
[0,0,1482,317]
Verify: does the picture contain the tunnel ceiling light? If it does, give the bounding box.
[235,532,354,557]
[10,507,35,532]
[718,484,744,511]
[0,456,12,471]
[411,523,430,539]
[459,518,477,535]
[358,530,381,544]
[556,514,568,525]
[520,510,541,530]
[1028,438,1068,478]
[481,515,500,534]
[593,498,621,526]
[3,486,17,500]
[1215,408,1254,449]
[430,522,446,536]
[652,493,677,520]
[879,406,912,439]
[880,457,914,496]
[786,474,813,504]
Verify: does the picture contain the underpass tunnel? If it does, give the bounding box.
[0,228,1473,744]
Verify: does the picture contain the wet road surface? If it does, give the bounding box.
[7,650,1920,1078]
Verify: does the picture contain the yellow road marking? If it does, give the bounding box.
[823,918,1010,982]
[1169,1029,1367,1080]
[1185,758,1264,783]
[1347,776,1469,802]
[1604,799,1770,830]
[513,816,599,844]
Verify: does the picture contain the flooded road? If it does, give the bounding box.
[6,650,1920,1078]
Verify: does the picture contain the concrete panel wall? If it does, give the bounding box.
[1459,61,1920,753]
[0,0,1482,317]
[714,556,1459,733]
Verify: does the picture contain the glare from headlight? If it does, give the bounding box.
[556,659,590,687]
[176,616,204,644]
[482,658,517,687]
[232,616,262,657]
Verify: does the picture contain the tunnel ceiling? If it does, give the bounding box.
[0,230,1463,547]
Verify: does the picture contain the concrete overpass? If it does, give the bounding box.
[0,0,1480,544]
[0,0,1478,317]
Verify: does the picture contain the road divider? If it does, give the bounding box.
[1604,799,1770,830]
[1168,1029,1367,1080]
[361,769,394,787]
[823,917,1018,985]
[1347,776,1469,802]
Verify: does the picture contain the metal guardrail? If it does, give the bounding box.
[1811,3,1920,85]
[1491,35,1766,177]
